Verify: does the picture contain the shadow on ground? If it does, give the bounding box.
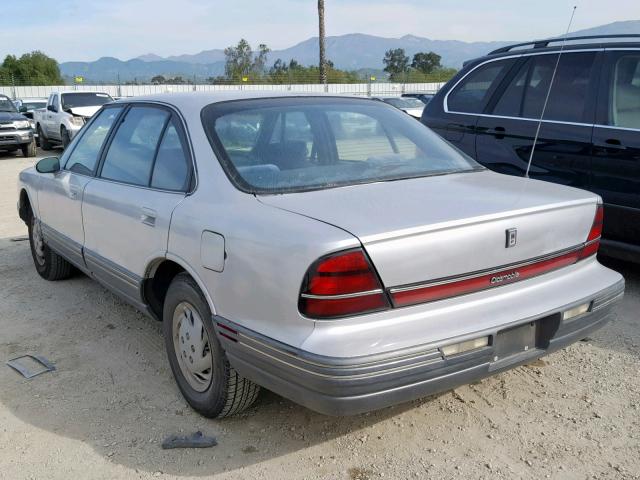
[0,237,444,477]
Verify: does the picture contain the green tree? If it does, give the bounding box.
[411,52,442,75]
[223,39,270,82]
[382,48,409,80]
[0,51,63,85]
[151,75,166,84]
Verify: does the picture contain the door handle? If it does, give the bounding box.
[594,138,626,151]
[492,126,506,139]
[140,207,157,226]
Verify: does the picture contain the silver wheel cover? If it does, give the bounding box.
[172,301,213,392]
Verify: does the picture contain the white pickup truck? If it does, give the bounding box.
[33,91,113,149]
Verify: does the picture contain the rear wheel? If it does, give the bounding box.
[21,139,37,157]
[28,214,73,281]
[38,126,52,151]
[163,273,260,418]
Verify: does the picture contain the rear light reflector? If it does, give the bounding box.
[390,247,583,307]
[562,303,590,321]
[299,249,389,319]
[441,336,489,357]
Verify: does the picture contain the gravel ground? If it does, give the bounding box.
[0,149,639,480]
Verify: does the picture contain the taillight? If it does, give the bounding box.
[580,203,603,259]
[299,249,389,319]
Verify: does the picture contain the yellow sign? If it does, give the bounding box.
[241,76,249,82]
[370,76,376,81]
[74,76,84,84]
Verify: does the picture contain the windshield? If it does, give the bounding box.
[21,101,47,110]
[61,92,112,110]
[0,96,17,112]
[202,97,480,194]
[384,97,425,109]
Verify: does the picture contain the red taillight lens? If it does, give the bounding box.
[299,249,389,319]
[587,204,604,242]
[581,204,603,258]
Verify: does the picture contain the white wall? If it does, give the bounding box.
[1,82,444,99]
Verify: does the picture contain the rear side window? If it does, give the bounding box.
[447,60,512,113]
[609,54,640,130]
[100,106,169,186]
[493,52,596,123]
[64,106,123,175]
[150,119,191,191]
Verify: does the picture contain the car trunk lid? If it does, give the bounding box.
[259,170,599,288]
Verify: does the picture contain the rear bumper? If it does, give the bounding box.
[216,279,624,416]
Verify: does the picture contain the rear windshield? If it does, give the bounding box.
[61,92,112,110]
[202,97,480,194]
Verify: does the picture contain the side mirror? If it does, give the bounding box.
[36,157,60,174]
[19,106,28,113]
[47,104,57,112]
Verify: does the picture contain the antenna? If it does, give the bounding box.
[525,6,577,178]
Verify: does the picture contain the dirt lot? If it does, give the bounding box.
[0,149,639,480]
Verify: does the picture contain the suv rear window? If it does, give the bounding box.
[202,97,480,194]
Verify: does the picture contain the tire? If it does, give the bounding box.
[28,213,73,281]
[163,273,260,418]
[61,127,71,150]
[21,139,37,157]
[38,126,52,151]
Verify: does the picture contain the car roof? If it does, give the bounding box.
[464,34,640,69]
[114,91,367,109]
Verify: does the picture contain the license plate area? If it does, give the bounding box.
[494,321,537,360]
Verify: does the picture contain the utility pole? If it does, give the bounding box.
[318,0,327,89]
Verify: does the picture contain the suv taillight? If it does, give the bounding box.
[580,204,603,259]
[299,249,389,319]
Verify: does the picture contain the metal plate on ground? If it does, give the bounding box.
[494,322,537,361]
[6,355,56,379]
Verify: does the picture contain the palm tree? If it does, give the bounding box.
[318,0,326,85]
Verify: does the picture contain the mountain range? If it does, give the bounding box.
[59,20,639,82]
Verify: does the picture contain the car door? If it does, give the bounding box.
[591,49,640,251]
[425,57,515,157]
[475,51,600,188]
[45,93,60,139]
[81,104,192,307]
[37,105,124,268]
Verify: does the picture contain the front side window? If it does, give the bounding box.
[203,97,480,194]
[64,106,123,175]
[447,60,512,113]
[101,106,170,186]
[609,54,640,130]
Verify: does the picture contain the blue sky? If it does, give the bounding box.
[2,0,639,62]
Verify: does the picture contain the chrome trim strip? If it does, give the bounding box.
[389,243,585,294]
[300,289,383,300]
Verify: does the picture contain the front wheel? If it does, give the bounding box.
[163,273,260,418]
[21,139,37,157]
[61,127,71,150]
[28,214,73,281]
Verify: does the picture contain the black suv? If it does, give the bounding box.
[422,35,640,263]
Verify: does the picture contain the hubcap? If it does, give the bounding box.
[31,217,45,266]
[172,301,213,392]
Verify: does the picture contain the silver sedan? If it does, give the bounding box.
[17,92,624,417]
